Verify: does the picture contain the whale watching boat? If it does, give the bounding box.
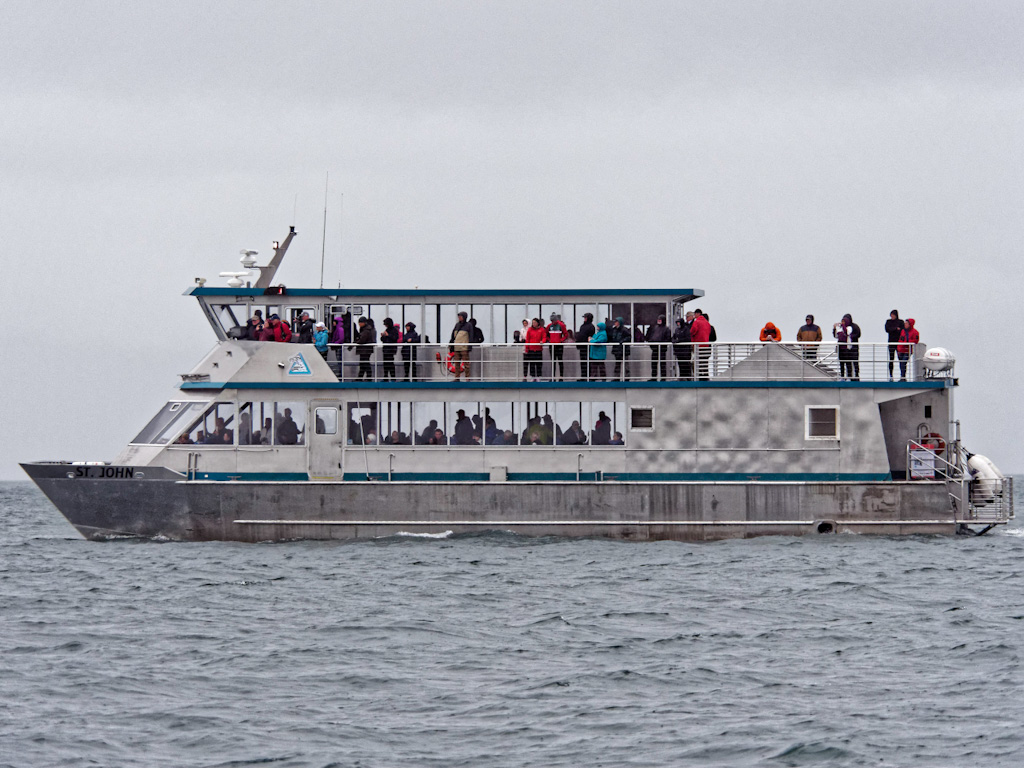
[22,227,1013,541]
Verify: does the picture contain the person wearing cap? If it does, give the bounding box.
[246,310,265,341]
[295,311,314,344]
[546,312,567,380]
[645,314,673,381]
[448,311,473,380]
[401,321,421,381]
[796,315,822,362]
[313,321,329,362]
[354,316,376,379]
[260,313,292,343]
[453,409,475,445]
[575,312,596,381]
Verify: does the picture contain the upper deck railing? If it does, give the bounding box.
[304,340,941,383]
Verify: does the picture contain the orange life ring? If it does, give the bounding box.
[919,432,946,453]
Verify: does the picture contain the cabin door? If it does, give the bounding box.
[308,402,344,479]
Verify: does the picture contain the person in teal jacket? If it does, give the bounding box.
[589,322,608,380]
[313,322,329,362]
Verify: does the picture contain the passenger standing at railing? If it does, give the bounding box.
[575,312,595,381]
[313,322,329,362]
[353,316,376,380]
[833,314,861,380]
[401,321,420,381]
[589,322,608,380]
[448,311,473,381]
[885,310,903,380]
[381,318,400,380]
[672,318,692,379]
[609,317,632,380]
[646,315,673,381]
[295,312,314,344]
[690,310,711,380]
[759,322,781,342]
[546,313,567,380]
[897,318,919,381]
[329,315,345,377]
[524,318,547,380]
[796,315,822,361]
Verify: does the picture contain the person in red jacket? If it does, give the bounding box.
[546,312,567,380]
[524,318,548,380]
[689,310,712,380]
[896,318,920,380]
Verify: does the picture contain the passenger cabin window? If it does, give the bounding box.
[179,402,237,446]
[132,402,206,445]
[806,406,840,440]
[315,407,338,435]
[630,407,655,431]
[274,402,306,445]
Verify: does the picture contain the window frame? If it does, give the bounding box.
[805,405,840,440]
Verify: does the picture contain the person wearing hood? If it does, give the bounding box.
[574,312,596,381]
[313,321,329,362]
[354,316,377,380]
[401,321,421,381]
[896,318,920,380]
[689,310,712,380]
[448,311,473,381]
[672,318,692,379]
[796,315,822,361]
[885,310,902,380]
[832,313,861,380]
[609,317,632,380]
[589,321,609,379]
[546,313,567,380]
[759,322,781,342]
[646,314,673,380]
[379,318,400,379]
[328,315,346,377]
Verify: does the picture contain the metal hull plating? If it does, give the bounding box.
[24,464,955,542]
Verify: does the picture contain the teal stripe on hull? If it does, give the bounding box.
[191,471,894,482]
[182,380,950,391]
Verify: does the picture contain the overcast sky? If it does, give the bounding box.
[3,1,1022,479]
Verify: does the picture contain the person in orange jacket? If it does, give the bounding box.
[759,322,781,342]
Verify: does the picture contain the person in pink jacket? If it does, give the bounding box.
[896,318,920,380]
[689,310,712,380]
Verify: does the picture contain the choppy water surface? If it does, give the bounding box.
[2,481,1023,767]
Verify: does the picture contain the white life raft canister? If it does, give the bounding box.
[967,454,1004,504]
[923,347,956,373]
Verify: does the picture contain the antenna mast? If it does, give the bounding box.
[320,172,328,289]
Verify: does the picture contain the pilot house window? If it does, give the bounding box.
[805,406,839,440]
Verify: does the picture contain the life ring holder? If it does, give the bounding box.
[916,432,946,454]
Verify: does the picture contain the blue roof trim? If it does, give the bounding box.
[188,287,705,298]
[184,379,951,391]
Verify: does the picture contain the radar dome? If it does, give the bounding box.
[922,347,955,372]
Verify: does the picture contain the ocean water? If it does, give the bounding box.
[1,480,1023,768]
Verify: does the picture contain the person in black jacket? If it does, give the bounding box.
[575,312,596,381]
[295,312,314,344]
[380,318,400,380]
[672,318,692,379]
[645,314,673,380]
[609,317,631,380]
[885,310,902,380]
[401,321,421,381]
[833,314,862,380]
[353,316,377,380]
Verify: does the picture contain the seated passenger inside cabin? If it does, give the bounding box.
[609,431,625,445]
[276,408,300,444]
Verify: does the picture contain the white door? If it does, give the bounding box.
[308,402,344,479]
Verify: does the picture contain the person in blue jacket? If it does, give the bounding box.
[313,322,329,362]
[589,322,608,380]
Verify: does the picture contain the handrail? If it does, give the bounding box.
[906,439,1013,524]
[304,340,942,384]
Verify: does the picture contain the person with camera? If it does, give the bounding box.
[833,314,862,379]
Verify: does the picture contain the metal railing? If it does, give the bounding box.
[905,439,1014,525]
[310,341,941,383]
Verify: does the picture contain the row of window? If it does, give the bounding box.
[211,300,681,347]
[133,400,840,447]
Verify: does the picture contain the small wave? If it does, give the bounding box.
[392,530,453,539]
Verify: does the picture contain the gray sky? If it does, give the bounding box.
[3,1,1022,479]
